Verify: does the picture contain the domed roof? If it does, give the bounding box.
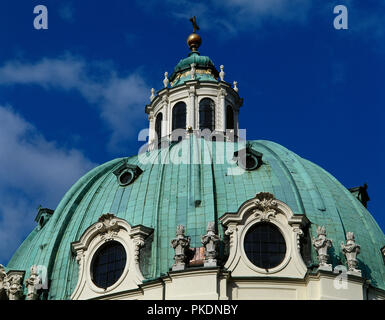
[7,138,385,299]
[169,52,219,87]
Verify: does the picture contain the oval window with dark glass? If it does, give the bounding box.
[244,223,286,269]
[118,170,134,186]
[245,153,258,170]
[91,241,127,289]
[238,153,259,171]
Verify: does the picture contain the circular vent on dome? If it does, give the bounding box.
[118,169,134,186]
[237,152,261,171]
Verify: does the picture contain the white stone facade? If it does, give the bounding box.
[3,193,385,300]
[66,193,385,300]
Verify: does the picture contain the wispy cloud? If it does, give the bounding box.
[58,3,75,23]
[101,74,149,151]
[214,0,311,21]
[137,0,312,37]
[0,55,150,152]
[347,1,385,51]
[0,106,96,263]
[139,0,385,44]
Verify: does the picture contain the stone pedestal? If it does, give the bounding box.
[318,264,333,272]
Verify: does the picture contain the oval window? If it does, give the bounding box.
[91,241,127,289]
[245,153,258,170]
[244,223,286,269]
[238,153,260,171]
[118,170,134,186]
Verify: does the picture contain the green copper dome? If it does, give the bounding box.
[6,138,385,299]
[169,52,219,87]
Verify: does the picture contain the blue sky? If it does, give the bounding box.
[0,0,384,263]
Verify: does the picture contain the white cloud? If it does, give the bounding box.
[0,55,150,152]
[215,0,310,19]
[347,1,385,51]
[0,196,36,264]
[0,57,150,261]
[0,106,96,263]
[0,56,90,92]
[101,74,149,151]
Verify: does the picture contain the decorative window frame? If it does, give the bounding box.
[113,161,143,187]
[226,104,235,131]
[154,111,163,143]
[220,192,309,278]
[70,213,153,300]
[198,97,216,132]
[171,101,187,131]
[34,207,54,230]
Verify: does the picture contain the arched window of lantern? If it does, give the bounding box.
[172,102,187,131]
[199,98,215,131]
[226,105,234,130]
[155,112,163,146]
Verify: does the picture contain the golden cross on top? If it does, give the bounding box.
[189,16,200,33]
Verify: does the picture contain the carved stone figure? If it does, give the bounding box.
[0,265,6,282]
[133,239,145,263]
[96,213,121,241]
[25,265,41,300]
[233,81,238,93]
[0,265,7,299]
[219,65,225,81]
[341,232,361,275]
[4,274,24,300]
[312,226,332,271]
[75,249,85,280]
[253,192,278,221]
[201,222,220,267]
[190,63,196,80]
[170,225,191,271]
[150,88,155,101]
[163,72,169,88]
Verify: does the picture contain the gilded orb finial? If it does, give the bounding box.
[187,16,202,52]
